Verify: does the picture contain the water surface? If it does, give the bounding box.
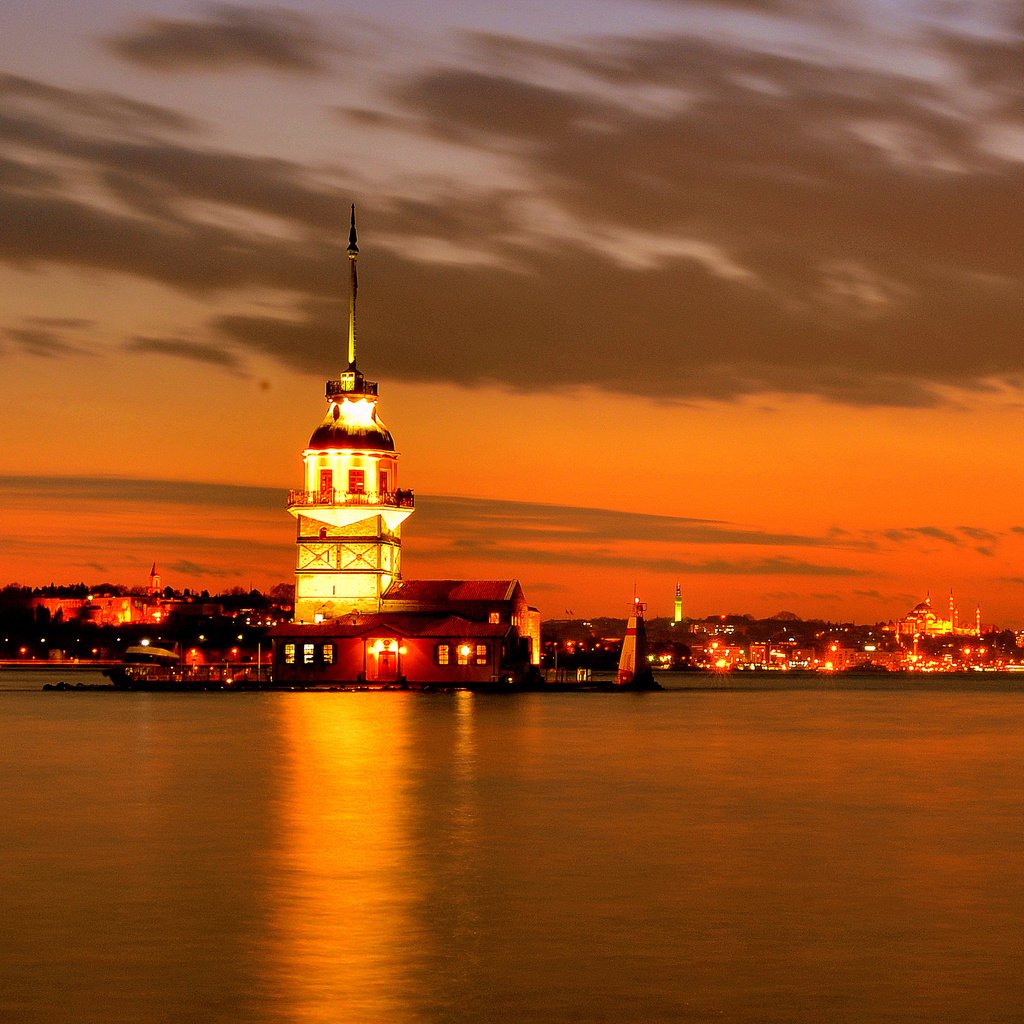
[3,673,1023,1022]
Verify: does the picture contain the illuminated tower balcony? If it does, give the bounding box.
[287,487,415,531]
[287,488,414,511]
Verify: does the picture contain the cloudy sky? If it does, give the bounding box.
[3,0,1024,623]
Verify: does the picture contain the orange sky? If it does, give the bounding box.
[3,1,1024,624]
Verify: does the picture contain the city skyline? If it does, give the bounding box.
[3,1,1024,623]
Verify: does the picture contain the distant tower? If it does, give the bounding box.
[673,582,682,625]
[976,604,982,637]
[149,562,161,595]
[950,588,958,632]
[287,207,414,623]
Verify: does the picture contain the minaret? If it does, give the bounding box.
[673,581,682,625]
[287,207,414,623]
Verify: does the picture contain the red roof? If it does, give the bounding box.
[270,613,512,640]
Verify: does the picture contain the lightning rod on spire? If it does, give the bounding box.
[347,204,359,369]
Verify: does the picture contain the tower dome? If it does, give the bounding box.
[307,380,395,452]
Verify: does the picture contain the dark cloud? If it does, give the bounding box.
[0,96,345,233]
[650,0,836,10]
[4,326,85,357]
[669,558,865,576]
[0,187,335,298]
[105,4,334,74]
[165,559,234,577]
[869,522,1011,560]
[0,475,281,510]
[0,156,60,190]
[393,71,610,144]
[930,25,1024,108]
[403,495,871,576]
[881,526,962,545]
[0,73,197,132]
[249,24,1024,403]
[414,494,862,550]
[957,525,998,543]
[446,545,869,576]
[28,317,95,330]
[125,336,242,369]
[0,475,860,565]
[0,473,1008,591]
[367,29,1024,402]
[2,4,1024,407]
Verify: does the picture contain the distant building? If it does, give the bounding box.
[30,593,142,626]
[271,210,540,686]
[673,582,682,625]
[894,590,981,639]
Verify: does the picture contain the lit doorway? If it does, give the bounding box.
[369,638,399,682]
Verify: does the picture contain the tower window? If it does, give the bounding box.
[348,469,365,493]
[380,470,390,494]
[319,469,333,499]
[457,644,471,666]
[436,644,449,666]
[323,644,334,665]
[284,643,296,665]
[303,643,315,665]
[475,644,489,665]
[488,612,500,624]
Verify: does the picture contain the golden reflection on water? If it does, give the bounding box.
[264,694,419,1023]
[447,692,480,955]
[6,687,1024,1023]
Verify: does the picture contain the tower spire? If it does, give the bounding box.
[347,204,359,369]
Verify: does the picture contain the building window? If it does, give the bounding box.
[475,643,488,665]
[303,643,315,665]
[348,469,365,494]
[317,468,333,501]
[488,612,500,624]
[323,644,334,665]
[436,644,449,666]
[380,470,390,495]
[284,643,296,665]
[457,644,471,666]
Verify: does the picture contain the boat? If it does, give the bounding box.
[123,644,180,665]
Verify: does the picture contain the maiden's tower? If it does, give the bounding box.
[271,209,541,686]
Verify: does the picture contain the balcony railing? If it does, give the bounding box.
[327,378,378,398]
[287,488,414,510]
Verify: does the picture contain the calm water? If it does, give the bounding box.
[3,671,1024,1023]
